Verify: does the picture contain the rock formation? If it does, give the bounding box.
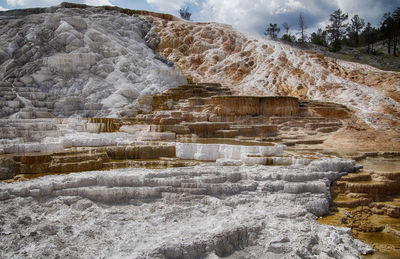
[0,157,15,180]
[0,82,355,180]
[0,79,380,257]
[0,3,186,118]
[318,153,400,258]
[0,162,372,258]
[0,3,399,258]
[149,15,400,152]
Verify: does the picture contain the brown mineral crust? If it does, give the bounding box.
[371,202,400,218]
[154,17,400,103]
[331,66,400,104]
[336,180,399,202]
[7,145,176,177]
[333,196,372,208]
[210,96,299,117]
[150,16,400,139]
[332,169,400,222]
[86,118,122,133]
[105,145,176,160]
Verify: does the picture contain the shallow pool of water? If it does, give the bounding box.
[359,157,400,173]
[320,155,400,258]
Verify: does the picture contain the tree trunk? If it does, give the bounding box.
[355,34,359,47]
[387,39,392,55]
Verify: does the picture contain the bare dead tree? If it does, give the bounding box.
[282,22,290,35]
[298,13,306,43]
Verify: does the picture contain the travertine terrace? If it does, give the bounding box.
[154,17,400,152]
[0,3,399,258]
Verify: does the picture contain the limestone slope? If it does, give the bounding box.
[0,5,186,118]
[1,3,398,130]
[154,20,400,129]
[0,163,372,258]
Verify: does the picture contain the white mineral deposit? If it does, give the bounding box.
[0,161,372,258]
[0,2,399,259]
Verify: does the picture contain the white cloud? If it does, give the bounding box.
[0,5,8,10]
[146,0,197,12]
[337,0,397,27]
[6,0,28,6]
[200,0,332,34]
[84,0,113,6]
[198,0,396,35]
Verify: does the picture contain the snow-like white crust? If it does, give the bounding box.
[0,7,186,118]
[0,162,372,258]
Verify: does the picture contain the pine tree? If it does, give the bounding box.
[310,28,327,46]
[361,22,377,54]
[326,9,349,52]
[265,23,280,40]
[179,7,191,21]
[381,12,395,55]
[298,13,306,43]
[348,14,365,47]
[391,7,400,56]
[281,22,293,42]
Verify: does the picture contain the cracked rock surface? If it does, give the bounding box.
[0,6,185,118]
[0,162,372,258]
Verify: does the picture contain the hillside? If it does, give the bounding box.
[0,4,186,118]
[301,42,400,73]
[0,3,399,153]
[1,3,400,258]
[153,19,400,129]
[0,3,399,130]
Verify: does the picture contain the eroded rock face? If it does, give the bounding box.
[332,170,400,219]
[8,144,177,176]
[0,5,186,118]
[153,19,400,130]
[317,154,400,258]
[0,162,372,258]
[210,96,299,117]
[0,157,15,180]
[0,4,397,256]
[133,83,347,141]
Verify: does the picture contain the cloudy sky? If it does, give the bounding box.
[0,0,399,37]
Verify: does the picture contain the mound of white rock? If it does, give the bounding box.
[0,5,186,118]
[0,160,372,258]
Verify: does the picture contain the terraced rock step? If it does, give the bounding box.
[0,161,372,258]
[152,83,231,111]
[8,144,177,177]
[317,154,400,258]
[12,150,107,175]
[0,82,354,184]
[135,83,347,141]
[103,158,199,170]
[300,100,351,119]
[0,82,353,181]
[0,119,61,142]
[0,6,187,119]
[333,170,400,214]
